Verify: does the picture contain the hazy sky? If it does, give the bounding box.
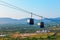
[0,0,60,19]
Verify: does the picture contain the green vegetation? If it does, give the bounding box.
[0,36,60,40]
[0,24,60,40]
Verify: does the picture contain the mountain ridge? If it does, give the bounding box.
[0,17,59,24]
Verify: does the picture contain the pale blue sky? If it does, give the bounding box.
[0,0,60,19]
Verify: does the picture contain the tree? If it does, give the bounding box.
[32,37,37,40]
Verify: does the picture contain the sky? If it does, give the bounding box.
[0,0,60,19]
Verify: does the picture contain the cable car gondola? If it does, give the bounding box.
[28,13,34,25]
[29,18,34,25]
[40,22,44,28]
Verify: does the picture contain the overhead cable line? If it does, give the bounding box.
[0,0,44,18]
[0,0,59,24]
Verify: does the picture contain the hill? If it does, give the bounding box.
[0,17,60,24]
